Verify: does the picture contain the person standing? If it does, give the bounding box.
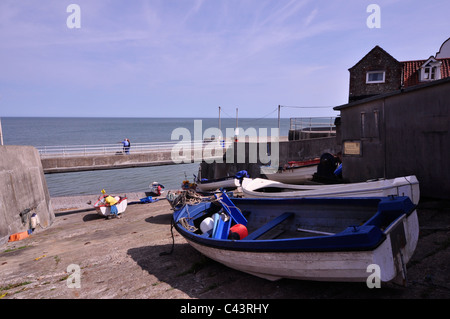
[120,138,131,154]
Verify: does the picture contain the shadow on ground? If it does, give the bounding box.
[127,241,410,299]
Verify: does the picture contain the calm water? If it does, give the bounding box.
[1,117,290,197]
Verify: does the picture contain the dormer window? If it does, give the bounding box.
[420,57,442,82]
[423,66,436,80]
[366,71,385,83]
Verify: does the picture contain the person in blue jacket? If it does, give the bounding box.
[120,138,131,154]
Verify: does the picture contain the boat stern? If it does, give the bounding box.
[371,205,419,285]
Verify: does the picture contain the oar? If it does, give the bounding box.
[297,228,335,236]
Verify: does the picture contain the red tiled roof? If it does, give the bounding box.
[402,58,450,88]
[440,58,450,78]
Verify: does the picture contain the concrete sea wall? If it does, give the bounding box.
[199,137,338,179]
[0,146,55,245]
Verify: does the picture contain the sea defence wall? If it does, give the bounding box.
[41,150,176,173]
[0,146,55,245]
[41,147,224,174]
[199,137,338,179]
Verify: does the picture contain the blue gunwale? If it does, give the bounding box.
[173,196,416,253]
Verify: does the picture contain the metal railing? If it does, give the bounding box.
[37,139,233,158]
[290,117,336,132]
[289,117,336,140]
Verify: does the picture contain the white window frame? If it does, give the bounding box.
[366,71,385,84]
[421,66,441,81]
[420,58,442,82]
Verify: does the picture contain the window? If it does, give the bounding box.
[361,110,380,139]
[422,66,440,81]
[366,71,385,83]
[420,58,442,82]
[423,67,436,80]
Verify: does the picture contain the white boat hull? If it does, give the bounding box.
[94,197,128,217]
[261,165,318,184]
[196,178,240,192]
[185,210,419,283]
[242,176,420,205]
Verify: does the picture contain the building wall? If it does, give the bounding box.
[337,78,450,199]
[349,46,403,102]
[383,82,450,198]
[339,99,386,181]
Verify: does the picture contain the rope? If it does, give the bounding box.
[217,198,244,219]
[160,190,204,256]
[167,189,205,210]
[179,217,198,232]
[159,219,175,256]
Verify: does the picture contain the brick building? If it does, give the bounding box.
[348,38,450,102]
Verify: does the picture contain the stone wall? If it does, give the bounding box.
[349,46,402,102]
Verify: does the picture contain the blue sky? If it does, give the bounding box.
[0,0,449,119]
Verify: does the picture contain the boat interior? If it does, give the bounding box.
[252,186,316,193]
[178,196,412,241]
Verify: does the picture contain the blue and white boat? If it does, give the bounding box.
[173,192,419,284]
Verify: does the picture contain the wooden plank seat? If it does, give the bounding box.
[245,212,294,240]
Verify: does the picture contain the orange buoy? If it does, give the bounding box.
[228,224,248,240]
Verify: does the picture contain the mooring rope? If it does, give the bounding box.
[167,189,205,210]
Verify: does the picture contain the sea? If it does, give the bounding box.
[1,117,291,197]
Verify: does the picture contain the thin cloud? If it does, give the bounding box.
[304,8,319,27]
[181,0,205,24]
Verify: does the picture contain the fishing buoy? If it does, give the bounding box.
[200,217,214,234]
[228,224,248,240]
[30,213,40,229]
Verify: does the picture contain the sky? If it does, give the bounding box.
[0,0,449,119]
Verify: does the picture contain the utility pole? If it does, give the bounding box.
[235,108,239,142]
[278,105,281,137]
[218,106,221,133]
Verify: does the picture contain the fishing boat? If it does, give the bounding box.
[241,175,420,205]
[149,182,165,196]
[94,194,128,218]
[196,176,240,192]
[261,165,318,184]
[261,158,320,184]
[173,192,419,284]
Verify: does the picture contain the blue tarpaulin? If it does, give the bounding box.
[140,196,159,204]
